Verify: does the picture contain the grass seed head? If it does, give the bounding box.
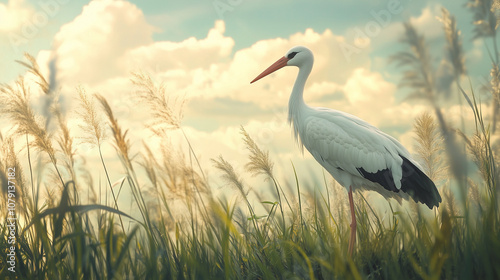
[413,112,446,182]
[0,78,56,162]
[131,72,184,131]
[240,126,274,179]
[212,155,247,198]
[76,86,106,147]
[96,94,131,165]
[439,8,466,77]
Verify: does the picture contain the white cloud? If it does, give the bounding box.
[0,0,34,33]
[35,0,372,114]
[373,5,444,51]
[51,0,156,84]
[409,6,443,39]
[123,20,234,73]
[344,68,395,106]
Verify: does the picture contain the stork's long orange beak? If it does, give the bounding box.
[250,56,289,84]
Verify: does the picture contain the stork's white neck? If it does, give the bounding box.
[288,61,313,145]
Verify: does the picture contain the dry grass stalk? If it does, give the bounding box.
[16,53,59,130]
[212,155,247,198]
[439,8,466,78]
[16,53,50,95]
[130,72,184,131]
[156,141,207,201]
[131,73,208,189]
[0,78,56,163]
[413,112,446,182]
[240,126,273,179]
[468,178,481,209]
[0,135,26,206]
[390,22,435,102]
[467,0,498,39]
[55,111,76,181]
[462,131,491,182]
[490,65,500,133]
[76,86,106,147]
[95,94,131,167]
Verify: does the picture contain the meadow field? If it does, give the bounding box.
[1,3,500,280]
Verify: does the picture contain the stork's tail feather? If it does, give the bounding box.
[400,156,442,209]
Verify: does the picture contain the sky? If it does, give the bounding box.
[0,0,494,207]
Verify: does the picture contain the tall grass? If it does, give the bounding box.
[1,3,500,279]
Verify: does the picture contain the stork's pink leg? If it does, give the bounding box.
[348,186,356,256]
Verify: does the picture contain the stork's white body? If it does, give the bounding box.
[291,105,410,202]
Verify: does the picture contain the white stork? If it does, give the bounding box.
[250,46,441,256]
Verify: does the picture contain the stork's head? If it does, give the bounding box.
[250,46,313,84]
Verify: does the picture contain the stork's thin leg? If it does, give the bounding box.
[348,186,356,256]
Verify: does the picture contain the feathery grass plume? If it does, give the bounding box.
[157,141,184,200]
[54,111,80,204]
[95,94,131,168]
[438,8,466,78]
[457,93,498,212]
[0,78,56,164]
[0,135,26,208]
[468,0,500,63]
[212,155,247,198]
[468,0,498,38]
[495,0,500,25]
[6,137,27,204]
[467,178,481,209]
[156,141,207,200]
[77,88,125,231]
[16,53,60,131]
[55,112,76,180]
[490,65,500,133]
[390,22,435,102]
[131,71,208,185]
[130,72,184,131]
[130,71,210,200]
[240,126,273,178]
[413,112,446,182]
[16,53,50,95]
[461,131,493,183]
[96,95,144,238]
[76,86,106,147]
[181,159,209,196]
[440,182,458,217]
[239,126,292,228]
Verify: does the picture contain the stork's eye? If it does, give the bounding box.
[287,51,298,59]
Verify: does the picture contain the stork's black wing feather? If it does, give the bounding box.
[357,155,441,209]
[399,156,441,209]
